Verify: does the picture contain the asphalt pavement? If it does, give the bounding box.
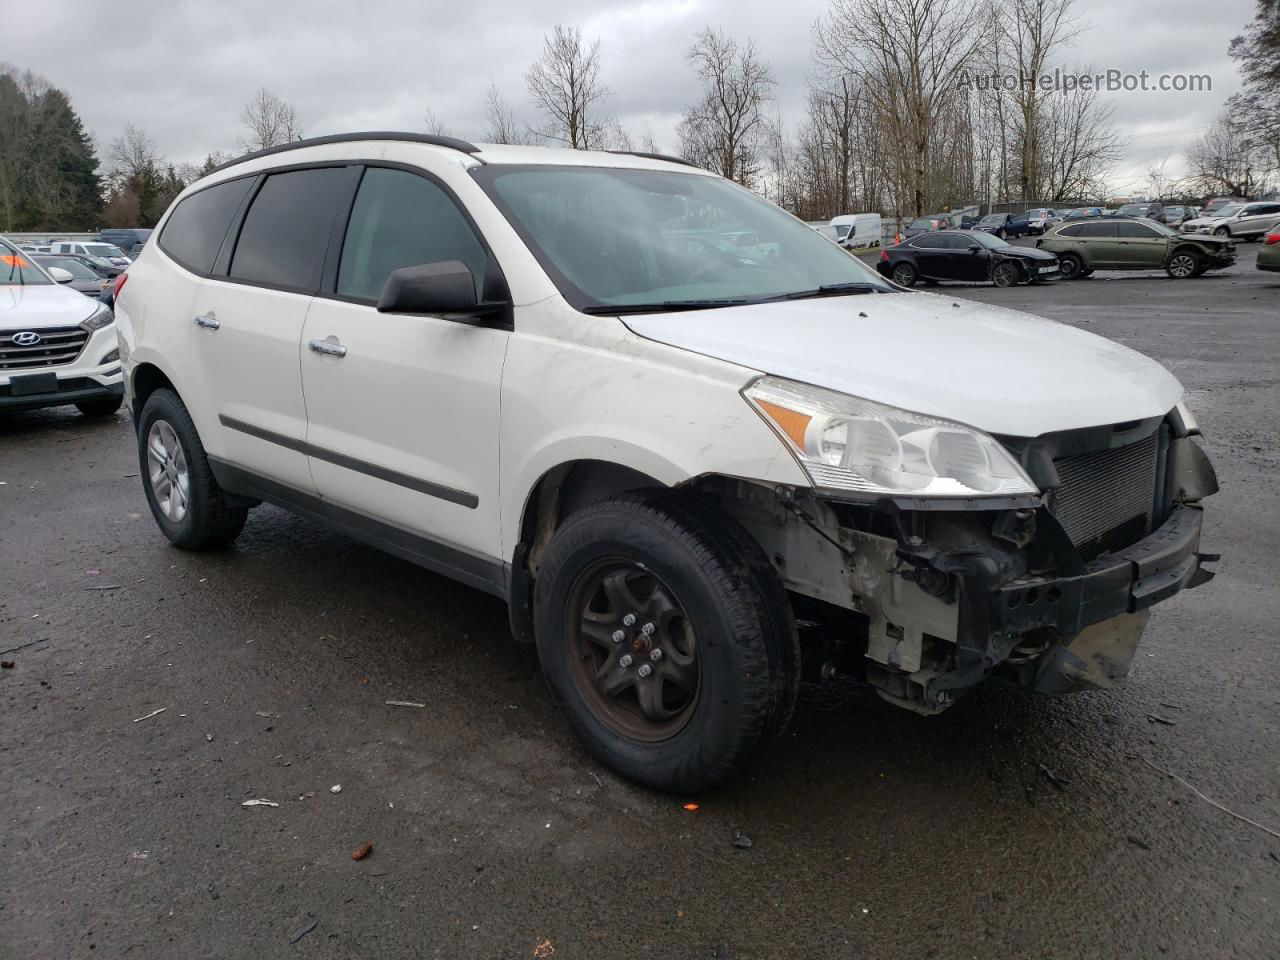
[3,246,1278,959]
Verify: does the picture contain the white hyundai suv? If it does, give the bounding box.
[1,236,123,417]
[114,134,1219,792]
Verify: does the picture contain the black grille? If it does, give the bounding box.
[1051,434,1158,553]
[0,326,89,370]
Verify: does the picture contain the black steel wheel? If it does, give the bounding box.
[1057,253,1085,280]
[533,490,798,793]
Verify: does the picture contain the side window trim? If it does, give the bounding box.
[324,160,508,313]
[210,174,262,277]
[158,172,258,278]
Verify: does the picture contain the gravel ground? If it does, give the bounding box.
[2,245,1278,959]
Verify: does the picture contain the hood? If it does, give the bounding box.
[0,283,99,328]
[997,245,1057,261]
[623,292,1182,438]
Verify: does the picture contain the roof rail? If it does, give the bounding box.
[607,150,701,169]
[209,132,482,175]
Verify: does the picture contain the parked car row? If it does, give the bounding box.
[0,235,124,417]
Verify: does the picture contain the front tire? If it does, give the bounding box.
[533,491,798,793]
[1057,253,1085,280]
[1214,226,1230,237]
[137,388,248,549]
[76,395,123,418]
[1166,249,1200,279]
[992,262,1021,287]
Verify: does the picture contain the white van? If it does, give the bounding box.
[830,213,882,249]
[116,134,1218,792]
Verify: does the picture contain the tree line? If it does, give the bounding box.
[2,0,1275,233]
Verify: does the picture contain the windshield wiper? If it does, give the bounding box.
[764,282,889,302]
[582,298,757,316]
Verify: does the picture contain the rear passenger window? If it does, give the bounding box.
[230,168,349,292]
[337,167,489,302]
[1058,225,1082,237]
[159,177,254,275]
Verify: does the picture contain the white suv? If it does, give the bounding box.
[115,134,1219,792]
[1,237,123,417]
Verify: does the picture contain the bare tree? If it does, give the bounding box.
[109,123,158,181]
[1037,77,1123,200]
[816,0,989,216]
[1186,112,1271,198]
[238,88,301,152]
[482,83,530,144]
[678,28,776,185]
[423,105,452,137]
[525,25,612,149]
[997,0,1083,199]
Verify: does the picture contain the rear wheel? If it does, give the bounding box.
[137,388,248,549]
[76,395,123,418]
[1166,249,1200,279]
[1057,253,1085,280]
[992,262,1021,287]
[533,491,798,793]
[891,262,918,287]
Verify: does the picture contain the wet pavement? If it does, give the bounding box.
[2,247,1278,959]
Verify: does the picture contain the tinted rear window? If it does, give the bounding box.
[230,168,349,291]
[160,178,254,274]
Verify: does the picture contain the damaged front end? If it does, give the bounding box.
[713,408,1219,714]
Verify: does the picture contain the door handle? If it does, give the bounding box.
[193,312,220,329]
[308,337,347,358]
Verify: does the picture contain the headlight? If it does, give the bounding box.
[744,376,1038,497]
[81,302,114,331]
[1172,398,1200,436]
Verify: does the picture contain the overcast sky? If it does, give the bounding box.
[8,0,1253,193]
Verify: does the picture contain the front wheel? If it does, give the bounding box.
[1057,253,1085,280]
[992,262,1021,287]
[1214,226,1230,237]
[1166,249,1200,279]
[891,262,918,287]
[533,491,798,793]
[137,388,248,549]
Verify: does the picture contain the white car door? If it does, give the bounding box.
[186,165,356,497]
[299,165,508,581]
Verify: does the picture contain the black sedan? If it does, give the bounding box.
[876,230,1061,287]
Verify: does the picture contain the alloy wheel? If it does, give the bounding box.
[146,419,190,522]
[1168,254,1196,278]
[566,560,700,742]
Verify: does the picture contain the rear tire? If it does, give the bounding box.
[137,388,248,550]
[891,262,917,287]
[76,395,123,418]
[532,490,798,793]
[1057,253,1085,280]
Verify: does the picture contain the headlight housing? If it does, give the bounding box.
[745,376,1038,497]
[81,302,114,331]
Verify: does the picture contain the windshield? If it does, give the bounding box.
[84,243,125,258]
[978,215,1005,225]
[0,243,54,286]
[1213,204,1243,217]
[474,166,892,311]
[38,256,99,280]
[1141,220,1177,236]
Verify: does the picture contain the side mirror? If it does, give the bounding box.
[48,267,74,284]
[968,244,981,254]
[376,260,505,323]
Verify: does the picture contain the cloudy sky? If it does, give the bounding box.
[9,0,1254,192]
